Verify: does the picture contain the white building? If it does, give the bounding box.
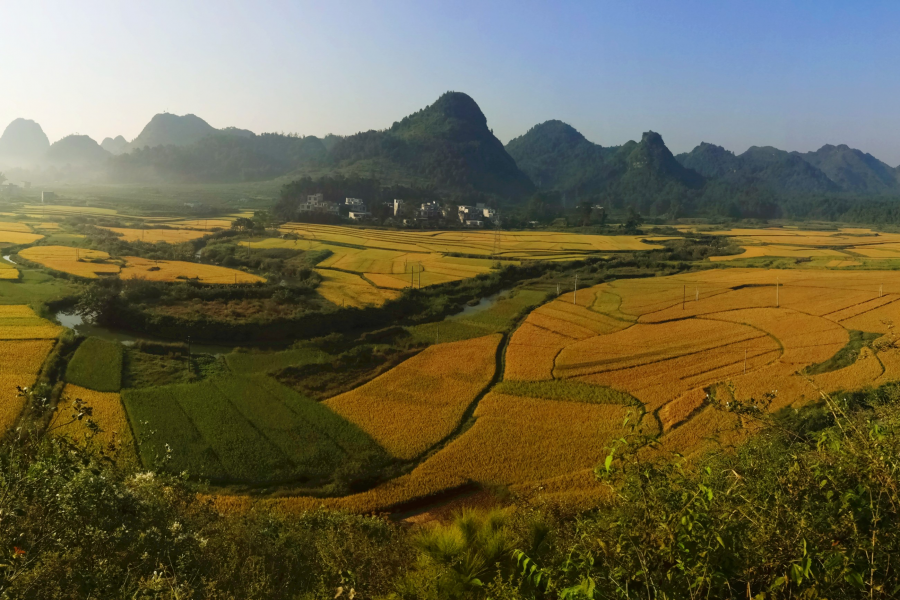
[348,211,370,221]
[393,199,404,216]
[419,201,441,219]
[482,208,496,219]
[345,197,366,208]
[297,193,339,214]
[457,205,475,223]
[465,219,484,228]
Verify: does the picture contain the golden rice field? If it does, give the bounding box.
[21,204,117,217]
[254,235,503,304]
[690,227,900,264]
[278,222,666,260]
[313,269,400,307]
[0,306,61,435]
[120,257,265,284]
[19,245,261,284]
[0,220,35,233]
[324,334,501,459]
[221,267,900,515]
[0,258,17,280]
[508,268,900,439]
[0,230,44,245]
[100,227,210,243]
[0,305,64,340]
[19,246,120,278]
[48,385,138,466]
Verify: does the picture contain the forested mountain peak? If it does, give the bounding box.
[795,143,899,193]
[45,134,111,165]
[391,91,491,141]
[675,142,740,179]
[626,131,704,187]
[507,120,592,150]
[129,113,220,150]
[0,118,51,165]
[505,119,608,190]
[738,145,840,193]
[101,135,129,155]
[328,92,534,199]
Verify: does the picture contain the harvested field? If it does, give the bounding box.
[120,257,264,284]
[20,246,262,284]
[324,334,501,459]
[101,227,209,243]
[19,246,120,278]
[49,385,139,466]
[0,340,56,435]
[314,268,400,307]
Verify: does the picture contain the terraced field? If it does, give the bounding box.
[205,268,900,514]
[19,246,263,283]
[0,306,61,435]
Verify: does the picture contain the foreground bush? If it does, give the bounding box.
[0,438,409,599]
[6,385,900,599]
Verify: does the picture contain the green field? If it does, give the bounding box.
[0,270,80,306]
[224,346,331,374]
[406,288,549,343]
[65,337,124,392]
[121,374,390,486]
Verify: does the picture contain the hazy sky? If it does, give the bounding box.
[3,0,900,163]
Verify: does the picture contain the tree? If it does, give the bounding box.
[576,201,593,226]
[623,206,643,233]
[231,217,254,232]
[252,210,273,230]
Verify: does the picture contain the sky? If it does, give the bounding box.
[2,0,900,163]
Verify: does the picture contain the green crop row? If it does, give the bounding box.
[121,374,389,486]
[224,346,330,374]
[65,337,124,392]
[493,378,641,406]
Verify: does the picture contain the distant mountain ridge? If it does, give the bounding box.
[794,144,900,194]
[327,91,535,198]
[675,142,900,195]
[4,99,900,211]
[128,113,220,150]
[0,118,51,166]
[45,135,111,165]
[101,136,129,155]
[505,121,704,213]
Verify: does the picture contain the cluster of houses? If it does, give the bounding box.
[296,194,497,227]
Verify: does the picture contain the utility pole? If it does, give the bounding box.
[776,276,779,307]
[695,287,699,302]
[573,274,578,305]
[682,285,685,310]
[880,284,883,298]
[557,282,561,296]
[187,336,192,375]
